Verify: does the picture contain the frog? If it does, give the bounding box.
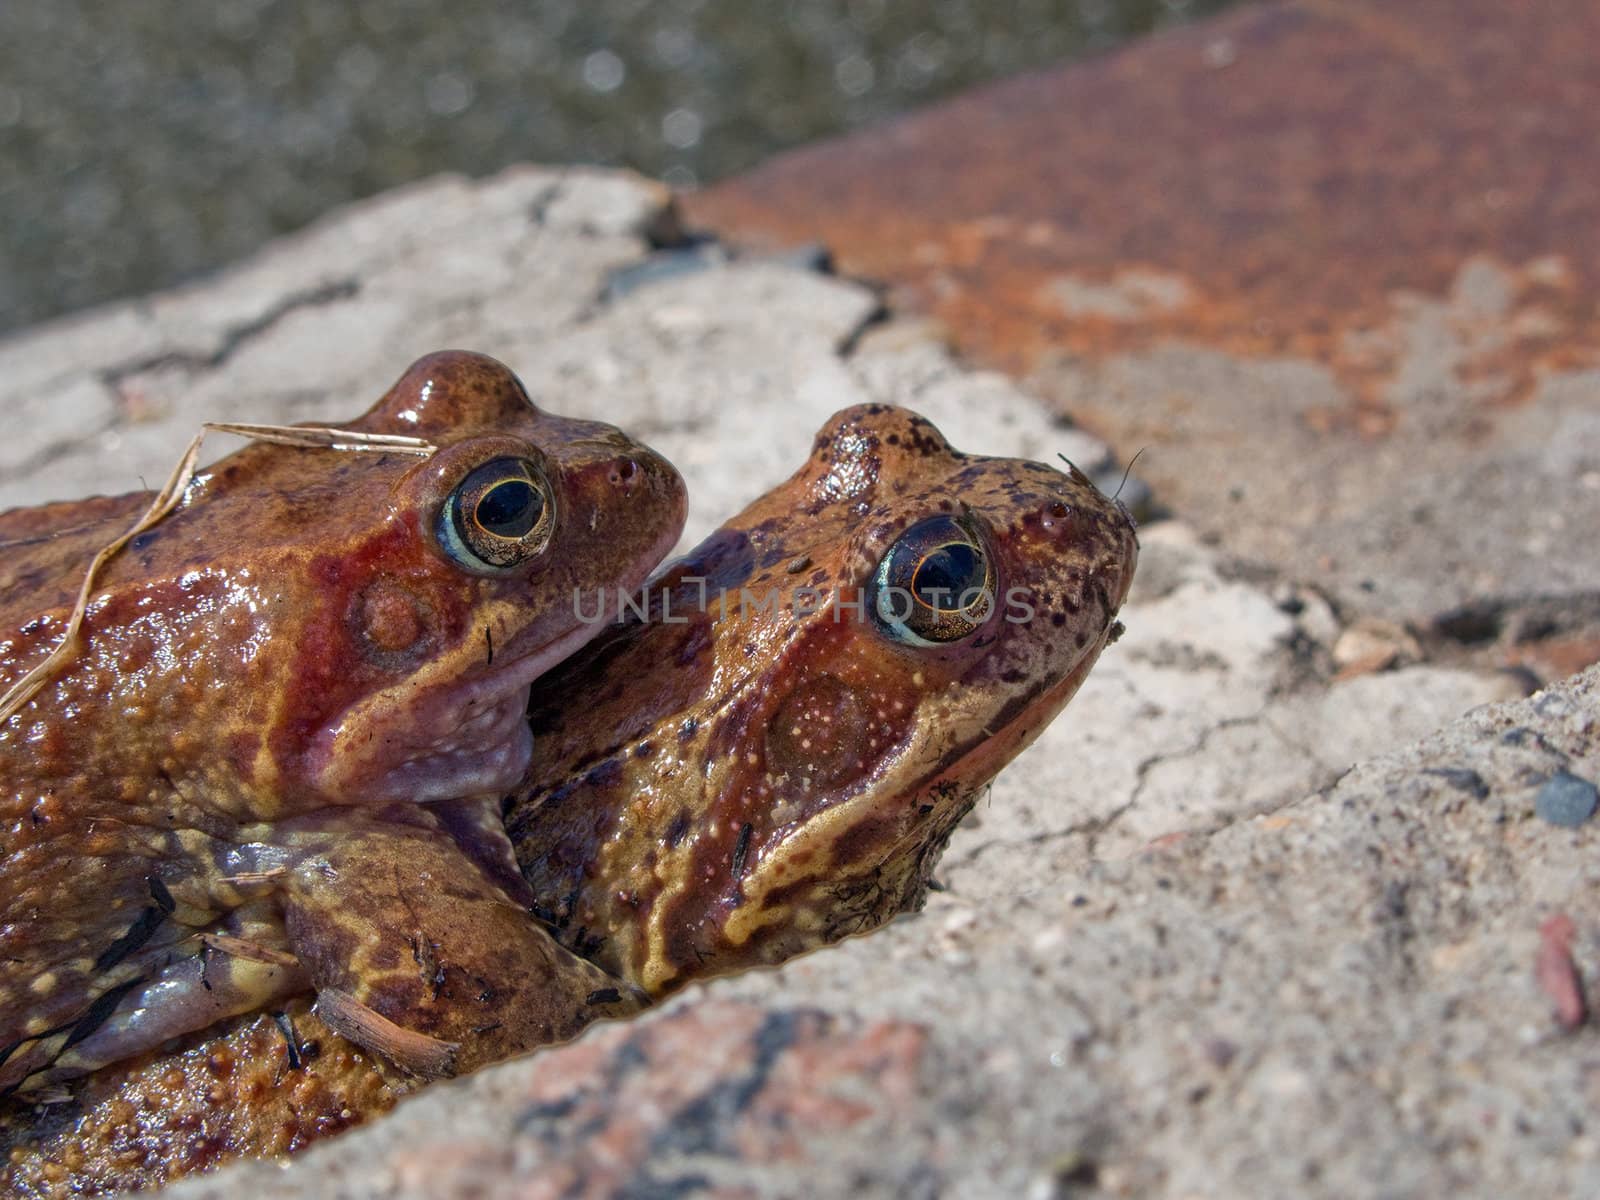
[512,401,1139,995]
[0,349,687,1098]
[0,401,1137,1196]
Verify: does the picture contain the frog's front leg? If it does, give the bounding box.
[279,806,641,1078]
[1,898,308,1094]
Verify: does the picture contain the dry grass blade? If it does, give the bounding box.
[314,987,459,1077]
[196,933,302,968]
[0,430,205,726]
[202,422,436,456]
[0,420,439,726]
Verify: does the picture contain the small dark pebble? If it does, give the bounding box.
[1422,767,1489,800]
[601,242,728,302]
[1535,772,1598,828]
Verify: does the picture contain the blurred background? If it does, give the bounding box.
[0,0,1244,337]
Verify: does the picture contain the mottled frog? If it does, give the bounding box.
[0,351,686,1094]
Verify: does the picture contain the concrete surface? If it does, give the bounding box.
[2,163,1589,1197]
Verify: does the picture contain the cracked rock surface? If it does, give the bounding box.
[1,167,1592,1197]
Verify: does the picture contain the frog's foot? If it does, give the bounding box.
[0,901,307,1094]
[280,812,642,1079]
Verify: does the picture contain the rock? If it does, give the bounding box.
[1331,617,1421,677]
[166,665,1600,1200]
[685,0,1600,659]
[1535,770,1598,828]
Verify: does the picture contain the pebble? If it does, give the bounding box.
[1535,771,1598,828]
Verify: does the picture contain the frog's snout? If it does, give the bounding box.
[597,445,688,537]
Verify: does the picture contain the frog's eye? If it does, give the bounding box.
[869,514,995,645]
[440,457,553,572]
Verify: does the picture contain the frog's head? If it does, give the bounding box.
[514,403,1137,994]
[297,351,686,806]
[3,351,685,813]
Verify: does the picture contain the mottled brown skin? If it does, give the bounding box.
[0,404,1135,1195]
[2,1000,397,1198]
[0,351,686,1097]
[514,403,1138,994]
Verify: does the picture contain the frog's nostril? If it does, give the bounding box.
[609,458,640,489]
[1040,500,1071,530]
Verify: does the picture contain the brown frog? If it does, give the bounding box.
[0,402,1136,1195]
[0,351,686,1097]
[513,401,1138,995]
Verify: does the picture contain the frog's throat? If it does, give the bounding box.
[310,565,664,808]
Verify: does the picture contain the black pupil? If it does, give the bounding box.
[913,543,982,610]
[476,479,540,538]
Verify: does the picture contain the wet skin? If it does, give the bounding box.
[0,403,1137,1195]
[0,351,686,1097]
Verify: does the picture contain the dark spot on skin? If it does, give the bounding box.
[129,531,158,552]
[1051,612,1066,628]
[732,823,753,879]
[679,718,698,741]
[147,876,175,914]
[93,905,166,972]
[1000,669,1028,684]
[635,741,655,759]
[676,620,713,667]
[918,804,934,815]
[584,759,623,790]
[665,811,691,848]
[62,979,142,1051]
[272,1011,304,1071]
[586,988,622,1005]
[484,626,494,666]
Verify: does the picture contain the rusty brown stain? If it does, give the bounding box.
[685,0,1600,428]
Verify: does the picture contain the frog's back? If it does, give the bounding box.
[0,493,150,622]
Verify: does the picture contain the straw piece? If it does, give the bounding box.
[196,933,301,968]
[201,422,435,456]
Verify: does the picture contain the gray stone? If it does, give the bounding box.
[1535,770,1598,828]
